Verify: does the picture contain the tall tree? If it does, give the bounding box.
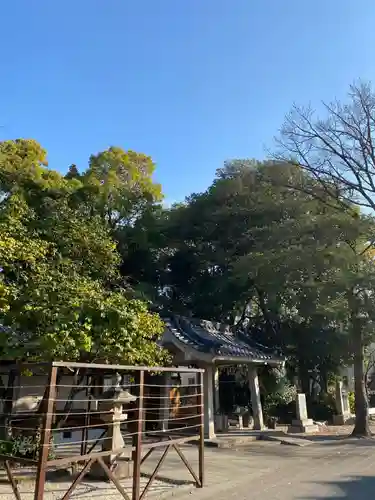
[67,146,165,294]
[0,139,167,366]
[152,160,375,411]
[275,81,375,436]
[78,147,163,229]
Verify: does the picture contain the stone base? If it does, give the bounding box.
[215,414,229,432]
[288,419,319,434]
[88,458,133,480]
[332,414,354,425]
[293,418,314,426]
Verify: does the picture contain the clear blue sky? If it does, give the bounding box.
[2,1,375,204]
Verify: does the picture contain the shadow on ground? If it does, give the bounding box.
[307,436,375,447]
[302,475,375,499]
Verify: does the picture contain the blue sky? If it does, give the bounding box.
[2,1,375,204]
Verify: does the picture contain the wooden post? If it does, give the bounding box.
[198,371,204,487]
[132,370,144,500]
[34,365,58,500]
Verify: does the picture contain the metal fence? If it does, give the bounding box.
[0,361,205,500]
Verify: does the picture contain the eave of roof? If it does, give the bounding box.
[163,315,284,365]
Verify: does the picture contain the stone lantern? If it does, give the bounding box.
[89,375,137,479]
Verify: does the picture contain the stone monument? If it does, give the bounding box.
[289,393,318,434]
[333,381,352,425]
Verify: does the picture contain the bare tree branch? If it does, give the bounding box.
[273,81,375,212]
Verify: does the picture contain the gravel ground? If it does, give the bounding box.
[1,430,375,499]
[0,474,179,500]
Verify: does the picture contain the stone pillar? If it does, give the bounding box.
[203,364,216,439]
[159,373,171,431]
[213,366,220,413]
[290,393,318,433]
[333,381,351,425]
[248,366,264,430]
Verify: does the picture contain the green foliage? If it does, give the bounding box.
[0,431,54,460]
[78,147,163,229]
[1,267,166,364]
[0,139,168,366]
[307,391,336,422]
[348,391,355,414]
[262,367,297,422]
[150,160,372,382]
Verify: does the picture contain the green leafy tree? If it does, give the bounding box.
[77,147,163,229]
[65,146,166,297]
[154,160,369,403]
[0,139,167,366]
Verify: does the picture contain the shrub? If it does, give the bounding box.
[264,400,296,425]
[261,366,298,424]
[309,401,335,422]
[0,431,55,460]
[308,392,336,422]
[263,385,298,424]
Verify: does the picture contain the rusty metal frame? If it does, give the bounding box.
[140,444,171,500]
[34,365,58,500]
[4,460,22,500]
[60,458,95,500]
[0,361,205,500]
[50,361,203,373]
[136,432,204,500]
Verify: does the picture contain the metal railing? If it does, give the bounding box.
[0,361,205,500]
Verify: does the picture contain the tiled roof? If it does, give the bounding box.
[164,315,283,362]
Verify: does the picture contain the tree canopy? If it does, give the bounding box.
[0,139,167,366]
[133,157,375,435]
[2,82,375,438]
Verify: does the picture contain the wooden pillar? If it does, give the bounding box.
[203,364,215,439]
[248,365,264,430]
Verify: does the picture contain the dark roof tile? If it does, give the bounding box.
[164,316,283,362]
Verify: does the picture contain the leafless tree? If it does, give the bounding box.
[275,81,375,212]
[274,81,375,437]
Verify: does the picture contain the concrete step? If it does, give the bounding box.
[188,429,315,448]
[259,432,313,447]
[187,435,259,448]
[207,436,259,448]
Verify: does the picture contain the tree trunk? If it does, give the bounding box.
[319,370,329,398]
[346,287,371,438]
[351,329,371,437]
